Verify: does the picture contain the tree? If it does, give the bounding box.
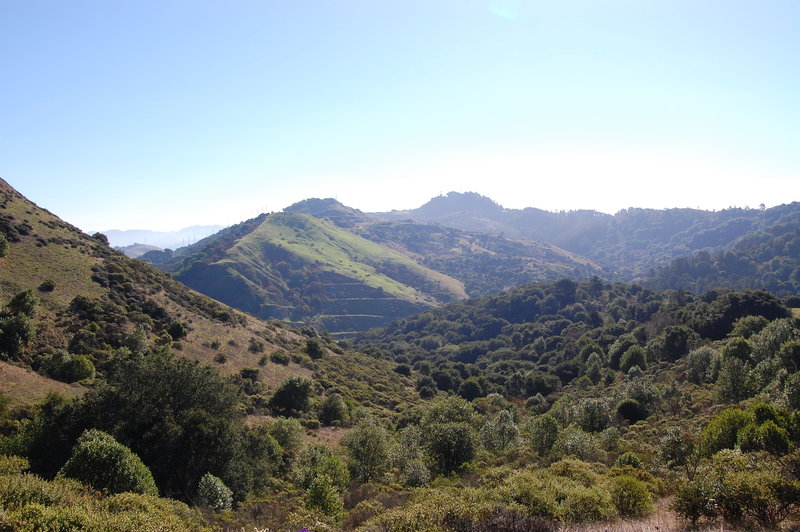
[527,414,559,456]
[341,419,391,482]
[660,427,702,481]
[270,375,313,413]
[196,472,233,511]
[426,422,476,475]
[318,393,349,426]
[305,474,344,517]
[305,338,325,359]
[58,429,157,496]
[717,357,753,403]
[8,289,39,317]
[619,346,647,373]
[291,443,349,491]
[0,313,36,360]
[699,408,753,457]
[479,410,519,452]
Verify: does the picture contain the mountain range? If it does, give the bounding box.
[137,192,800,335]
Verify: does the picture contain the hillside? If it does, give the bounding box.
[377,191,800,281]
[0,178,418,415]
[148,199,607,335]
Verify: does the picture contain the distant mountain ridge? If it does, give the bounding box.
[375,191,800,281]
[103,225,224,250]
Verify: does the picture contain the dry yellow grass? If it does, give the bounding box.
[0,361,84,407]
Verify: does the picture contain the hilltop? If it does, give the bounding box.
[376,191,800,284]
[145,198,606,335]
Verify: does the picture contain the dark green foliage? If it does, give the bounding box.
[660,428,701,480]
[458,377,484,401]
[291,443,349,491]
[479,409,519,452]
[616,399,647,424]
[40,350,95,383]
[700,408,753,457]
[58,429,157,496]
[721,336,751,362]
[305,338,325,359]
[786,372,800,410]
[686,346,717,384]
[38,279,56,292]
[0,313,36,361]
[527,414,559,455]
[8,289,39,317]
[166,321,188,340]
[269,349,289,365]
[270,375,313,413]
[738,421,790,455]
[778,339,800,371]
[0,231,8,257]
[608,334,639,370]
[647,325,697,362]
[305,474,343,517]
[619,346,647,372]
[318,393,349,426]
[426,422,476,475]
[716,357,753,402]
[614,451,643,469]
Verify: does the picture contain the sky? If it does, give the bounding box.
[2,0,799,232]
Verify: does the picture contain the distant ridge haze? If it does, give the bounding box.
[103,225,225,250]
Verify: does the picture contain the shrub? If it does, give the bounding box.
[619,346,647,373]
[526,414,559,456]
[0,232,8,257]
[616,398,647,424]
[305,338,325,359]
[610,475,652,517]
[318,393,349,426]
[426,422,477,476]
[269,350,290,365]
[195,473,232,511]
[341,420,391,482]
[614,452,643,469]
[58,429,157,496]
[8,289,39,318]
[700,408,753,457]
[40,350,95,383]
[305,474,343,517]
[270,375,313,413]
[37,280,55,292]
[737,421,790,455]
[560,485,616,524]
[291,444,349,491]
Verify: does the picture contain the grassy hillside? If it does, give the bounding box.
[164,211,466,335]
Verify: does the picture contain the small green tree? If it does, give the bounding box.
[619,346,647,373]
[270,376,313,413]
[318,393,349,426]
[527,414,559,456]
[291,443,349,491]
[305,474,344,517]
[426,422,476,475]
[611,475,652,517]
[305,338,325,359]
[341,419,391,482]
[0,313,36,360]
[479,409,519,452]
[699,408,753,457]
[58,429,157,496]
[196,472,233,511]
[8,289,39,317]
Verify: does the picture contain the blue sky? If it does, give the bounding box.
[2,1,799,231]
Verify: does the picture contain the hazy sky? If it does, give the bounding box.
[2,1,799,231]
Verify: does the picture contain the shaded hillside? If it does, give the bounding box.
[376,191,800,280]
[646,210,800,296]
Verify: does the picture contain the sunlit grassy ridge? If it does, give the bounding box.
[225,212,465,305]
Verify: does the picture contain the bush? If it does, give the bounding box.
[616,398,647,424]
[700,408,753,457]
[527,414,559,456]
[40,350,95,383]
[619,346,647,373]
[37,280,55,293]
[269,350,290,365]
[318,393,349,426]
[0,232,8,257]
[58,429,157,496]
[305,338,325,359]
[560,485,616,524]
[737,421,790,455]
[305,474,343,517]
[610,475,652,517]
[195,473,232,511]
[270,375,313,413]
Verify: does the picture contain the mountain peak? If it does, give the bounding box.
[284,197,371,227]
[415,191,504,218]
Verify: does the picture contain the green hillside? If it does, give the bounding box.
[169,211,465,336]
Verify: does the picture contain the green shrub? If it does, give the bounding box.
[195,473,232,511]
[614,451,643,469]
[560,485,616,524]
[737,421,790,455]
[269,350,290,365]
[610,475,652,517]
[526,414,559,455]
[700,408,753,457]
[318,393,349,426]
[37,280,55,293]
[616,398,647,424]
[58,429,157,496]
[305,474,343,517]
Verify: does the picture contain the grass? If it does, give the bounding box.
[225,212,464,305]
[0,362,84,408]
